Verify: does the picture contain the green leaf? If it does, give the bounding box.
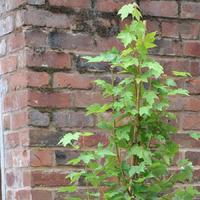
[117,26,136,47]
[169,89,189,96]
[81,132,94,137]
[118,4,134,20]
[58,185,77,193]
[173,71,191,77]
[80,153,95,164]
[58,132,81,147]
[143,90,158,106]
[116,125,131,141]
[139,106,152,116]
[142,61,164,78]
[129,163,145,176]
[144,32,157,49]
[188,131,200,140]
[67,157,81,165]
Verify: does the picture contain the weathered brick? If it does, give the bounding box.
[25,30,47,47]
[53,72,93,89]
[48,0,91,9]
[146,20,161,35]
[15,190,31,200]
[31,171,69,187]
[6,0,26,11]
[48,32,95,51]
[186,152,200,166]
[29,129,63,147]
[28,91,73,108]
[150,39,182,56]
[55,150,81,166]
[53,110,95,128]
[7,32,25,53]
[183,41,200,57]
[0,15,14,36]
[32,190,53,200]
[181,2,200,20]
[27,0,45,5]
[0,39,6,57]
[4,132,19,149]
[26,49,71,69]
[3,114,10,131]
[0,55,17,75]
[11,110,28,130]
[96,0,132,12]
[140,1,178,18]
[28,110,50,127]
[4,90,28,112]
[7,71,27,91]
[162,22,200,39]
[24,9,72,28]
[30,149,53,167]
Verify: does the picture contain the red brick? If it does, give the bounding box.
[0,55,17,75]
[177,78,200,95]
[4,90,28,112]
[182,113,200,130]
[26,49,71,69]
[48,0,90,9]
[186,152,200,166]
[95,36,123,52]
[96,0,132,12]
[146,20,161,35]
[181,2,200,20]
[79,133,109,148]
[172,134,200,148]
[7,70,27,91]
[158,58,200,77]
[28,71,49,87]
[169,96,200,112]
[30,149,54,167]
[53,72,93,89]
[162,22,199,39]
[11,110,28,130]
[183,41,200,57]
[73,91,110,108]
[32,190,53,200]
[31,171,69,187]
[140,1,178,18]
[28,91,73,108]
[8,32,25,53]
[6,171,15,187]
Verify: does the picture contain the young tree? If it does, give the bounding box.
[59,3,199,200]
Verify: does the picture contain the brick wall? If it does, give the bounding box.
[0,0,200,199]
